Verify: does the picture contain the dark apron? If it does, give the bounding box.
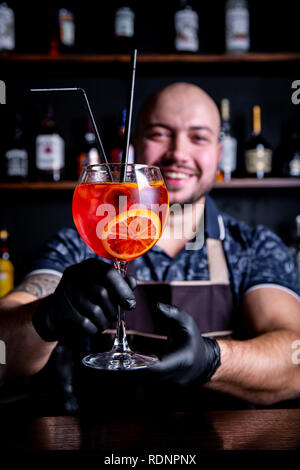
[75,238,250,413]
[124,238,234,340]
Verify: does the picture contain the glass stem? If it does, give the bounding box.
[112,261,131,354]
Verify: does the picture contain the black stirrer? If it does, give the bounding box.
[120,49,137,183]
[30,87,112,180]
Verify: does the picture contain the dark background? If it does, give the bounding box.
[0,0,300,283]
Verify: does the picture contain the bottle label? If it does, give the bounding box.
[59,9,75,46]
[219,136,237,174]
[0,4,15,51]
[5,149,28,177]
[226,7,249,53]
[175,7,199,52]
[115,7,135,38]
[36,134,65,171]
[289,153,300,177]
[245,147,272,174]
[0,259,14,298]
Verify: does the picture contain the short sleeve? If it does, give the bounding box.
[27,227,98,276]
[244,225,300,299]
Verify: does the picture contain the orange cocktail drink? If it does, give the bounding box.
[72,164,169,370]
[73,180,169,262]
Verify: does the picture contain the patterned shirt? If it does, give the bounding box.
[28,196,300,308]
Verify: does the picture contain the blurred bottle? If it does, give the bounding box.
[110,109,134,164]
[245,106,272,179]
[281,127,300,178]
[225,0,249,53]
[35,106,65,182]
[174,0,199,53]
[49,7,75,56]
[77,120,101,177]
[289,215,300,286]
[114,1,135,53]
[0,228,14,298]
[217,99,237,181]
[4,113,28,182]
[0,2,15,51]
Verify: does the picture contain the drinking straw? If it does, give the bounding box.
[120,49,137,183]
[30,87,112,180]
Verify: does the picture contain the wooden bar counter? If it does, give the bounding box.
[1,409,300,453]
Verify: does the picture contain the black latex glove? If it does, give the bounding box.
[32,258,136,342]
[148,303,221,386]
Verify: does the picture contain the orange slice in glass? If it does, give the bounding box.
[102,208,161,260]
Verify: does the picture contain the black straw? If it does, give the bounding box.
[120,49,137,183]
[30,87,112,180]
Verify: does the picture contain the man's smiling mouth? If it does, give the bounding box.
[161,167,200,187]
[163,171,190,180]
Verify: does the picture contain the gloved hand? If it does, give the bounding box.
[32,258,136,342]
[148,303,221,386]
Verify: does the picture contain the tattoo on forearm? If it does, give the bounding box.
[13,274,61,298]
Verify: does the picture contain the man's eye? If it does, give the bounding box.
[191,135,207,143]
[153,132,165,137]
[148,131,169,140]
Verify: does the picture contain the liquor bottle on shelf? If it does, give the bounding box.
[245,105,272,179]
[225,0,249,54]
[217,98,237,181]
[110,109,134,164]
[281,128,300,178]
[49,7,75,56]
[76,120,101,178]
[35,106,65,182]
[114,1,135,53]
[0,2,15,51]
[4,113,28,182]
[0,228,14,298]
[174,0,199,53]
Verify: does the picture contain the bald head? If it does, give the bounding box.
[137,82,221,138]
[134,82,223,204]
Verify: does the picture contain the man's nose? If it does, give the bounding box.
[167,134,189,162]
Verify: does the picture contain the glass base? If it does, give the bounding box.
[82,350,158,371]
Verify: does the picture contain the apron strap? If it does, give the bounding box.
[206,238,229,284]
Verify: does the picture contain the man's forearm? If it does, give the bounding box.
[205,329,300,405]
[0,297,57,379]
[0,273,61,379]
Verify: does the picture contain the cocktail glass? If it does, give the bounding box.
[72,163,169,370]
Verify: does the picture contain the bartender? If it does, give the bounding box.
[0,82,300,410]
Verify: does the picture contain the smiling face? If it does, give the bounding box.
[134,83,222,205]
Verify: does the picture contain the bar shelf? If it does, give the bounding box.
[1,52,300,64]
[0,178,299,191]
